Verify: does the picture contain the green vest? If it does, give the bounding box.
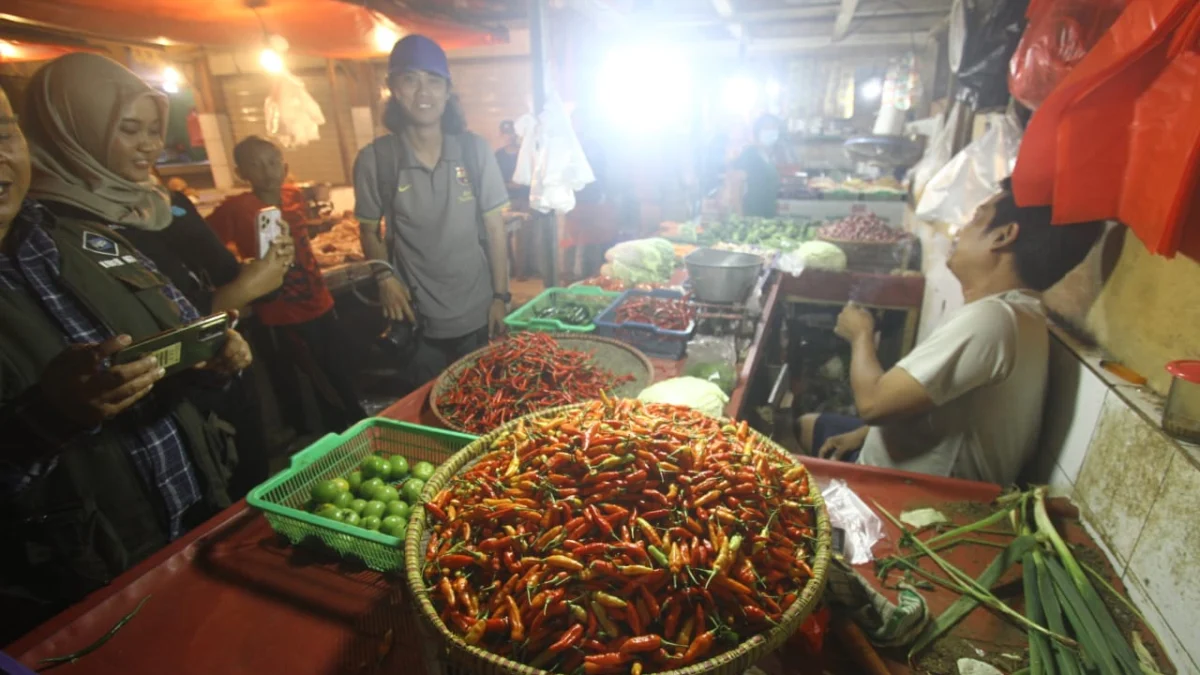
[0,215,234,625]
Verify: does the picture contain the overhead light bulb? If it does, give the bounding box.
[0,41,17,59]
[861,78,883,100]
[260,48,285,75]
[765,79,782,99]
[374,24,400,53]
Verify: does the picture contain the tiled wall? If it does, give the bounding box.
[1035,333,1200,673]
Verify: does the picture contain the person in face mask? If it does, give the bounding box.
[726,114,783,218]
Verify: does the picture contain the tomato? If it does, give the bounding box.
[310,479,343,505]
[347,471,363,493]
[348,499,368,514]
[362,515,382,531]
[411,461,436,482]
[314,504,342,520]
[361,456,392,481]
[381,515,405,531]
[389,455,410,478]
[332,491,354,509]
[362,500,387,519]
[359,477,385,499]
[374,485,400,504]
[341,510,361,526]
[401,478,426,504]
[331,477,351,494]
[386,501,411,519]
[383,519,408,539]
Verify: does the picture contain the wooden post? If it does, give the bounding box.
[529,0,558,287]
[192,50,220,115]
[326,59,355,185]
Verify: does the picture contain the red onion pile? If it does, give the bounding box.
[818,213,907,243]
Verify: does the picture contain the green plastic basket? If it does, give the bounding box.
[247,417,476,572]
[502,286,620,333]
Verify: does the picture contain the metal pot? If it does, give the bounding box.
[1163,360,1200,444]
[684,247,764,305]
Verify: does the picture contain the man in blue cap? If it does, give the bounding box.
[354,35,511,389]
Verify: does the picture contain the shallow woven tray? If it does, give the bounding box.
[428,334,655,434]
[404,402,832,675]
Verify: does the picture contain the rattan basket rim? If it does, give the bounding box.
[428,334,656,434]
[403,402,832,675]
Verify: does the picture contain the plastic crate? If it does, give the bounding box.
[503,286,620,333]
[593,288,696,360]
[247,418,475,572]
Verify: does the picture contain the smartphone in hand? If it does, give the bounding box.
[111,313,231,376]
[256,207,284,259]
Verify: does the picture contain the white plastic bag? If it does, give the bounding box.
[915,112,1022,227]
[264,73,325,149]
[908,100,961,204]
[526,93,595,214]
[821,479,884,565]
[778,241,848,275]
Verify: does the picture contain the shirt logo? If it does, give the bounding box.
[82,232,119,257]
[171,206,188,217]
[396,184,412,193]
[455,166,470,187]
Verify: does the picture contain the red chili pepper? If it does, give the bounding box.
[619,634,661,654]
[549,624,584,652]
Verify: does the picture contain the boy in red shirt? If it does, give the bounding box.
[208,136,365,434]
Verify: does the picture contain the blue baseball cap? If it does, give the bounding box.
[388,35,451,82]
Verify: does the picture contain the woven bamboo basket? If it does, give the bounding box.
[403,403,832,675]
[429,334,654,434]
[816,232,914,272]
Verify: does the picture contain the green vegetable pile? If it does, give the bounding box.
[308,454,438,540]
[699,216,821,251]
[601,238,677,285]
[534,302,598,327]
[685,360,737,394]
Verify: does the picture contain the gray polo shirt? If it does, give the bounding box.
[354,132,509,339]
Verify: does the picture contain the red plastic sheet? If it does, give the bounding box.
[1008,0,1125,110]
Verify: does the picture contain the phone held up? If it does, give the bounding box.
[111,313,232,376]
[256,206,284,259]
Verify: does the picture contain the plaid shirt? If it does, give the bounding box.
[0,201,202,538]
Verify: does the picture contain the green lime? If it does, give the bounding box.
[341,510,361,526]
[361,456,391,481]
[347,471,363,493]
[381,515,405,531]
[362,515,382,531]
[373,485,400,504]
[400,478,425,504]
[359,477,385,499]
[331,477,351,494]
[310,479,342,505]
[411,461,436,482]
[385,501,411,519]
[331,491,355,509]
[388,455,410,478]
[314,504,342,520]
[348,498,368,514]
[362,500,387,519]
[383,520,408,539]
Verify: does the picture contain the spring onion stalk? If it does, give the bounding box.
[1023,551,1051,675]
[924,505,1018,548]
[1033,550,1083,675]
[1079,559,1146,624]
[873,500,1075,647]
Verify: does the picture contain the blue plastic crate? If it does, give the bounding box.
[593,289,696,360]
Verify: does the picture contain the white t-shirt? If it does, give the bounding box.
[858,289,1049,485]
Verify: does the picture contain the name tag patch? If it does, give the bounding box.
[82,232,120,257]
[98,255,138,269]
[455,166,470,187]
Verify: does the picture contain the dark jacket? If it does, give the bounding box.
[0,212,234,642]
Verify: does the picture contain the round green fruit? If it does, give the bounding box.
[341,510,361,526]
[310,479,343,505]
[314,504,342,520]
[388,455,410,478]
[331,491,354,509]
[348,498,368,514]
[362,500,387,519]
[347,471,363,492]
[373,485,400,504]
[385,501,411,519]
[361,456,391,481]
[359,477,385,499]
[400,478,426,504]
[383,520,408,539]
[411,461,436,482]
[361,515,382,531]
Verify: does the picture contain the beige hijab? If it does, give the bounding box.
[25,52,173,231]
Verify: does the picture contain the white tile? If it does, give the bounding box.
[1125,452,1200,670]
[1046,463,1074,497]
[1073,392,1173,564]
[1121,571,1199,674]
[1076,514,1128,578]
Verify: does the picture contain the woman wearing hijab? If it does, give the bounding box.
[22,53,285,497]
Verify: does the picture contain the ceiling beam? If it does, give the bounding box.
[832,0,862,40]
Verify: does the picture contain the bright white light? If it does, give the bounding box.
[374,24,399,53]
[722,76,759,116]
[260,48,285,75]
[0,41,17,59]
[160,66,181,93]
[596,45,692,131]
[163,80,180,94]
[765,79,782,99]
[861,78,883,100]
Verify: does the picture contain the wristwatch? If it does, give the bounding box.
[493,291,512,303]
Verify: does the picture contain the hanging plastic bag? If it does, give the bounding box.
[1009,0,1125,110]
[955,0,1031,108]
[528,93,595,214]
[908,100,963,204]
[264,73,326,149]
[916,113,1022,227]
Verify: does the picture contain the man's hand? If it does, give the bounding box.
[196,329,252,376]
[379,276,416,323]
[818,426,870,461]
[39,335,165,426]
[488,299,507,339]
[835,303,876,343]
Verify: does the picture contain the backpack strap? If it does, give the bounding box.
[457,131,490,247]
[373,134,418,293]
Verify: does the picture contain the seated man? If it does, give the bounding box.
[798,182,1103,485]
[0,87,250,643]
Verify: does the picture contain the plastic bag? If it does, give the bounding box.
[637,377,729,418]
[684,335,738,394]
[264,73,325,149]
[528,93,595,214]
[1009,0,1125,110]
[915,112,1022,227]
[908,100,962,204]
[820,479,884,565]
[955,0,1030,108]
[778,241,848,274]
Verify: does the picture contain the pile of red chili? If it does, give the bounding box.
[437,333,635,434]
[613,295,694,332]
[421,399,820,674]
